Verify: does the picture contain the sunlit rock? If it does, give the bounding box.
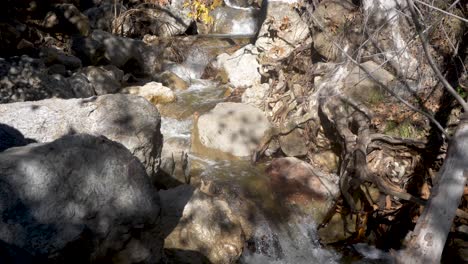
[160,185,244,264]
[0,94,163,178]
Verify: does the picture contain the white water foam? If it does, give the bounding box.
[241,217,341,264]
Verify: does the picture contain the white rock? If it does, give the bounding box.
[126,82,176,104]
[214,44,261,87]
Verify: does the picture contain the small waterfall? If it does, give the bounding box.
[241,217,341,264]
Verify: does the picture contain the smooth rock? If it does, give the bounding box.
[214,44,261,87]
[0,134,163,263]
[193,102,272,157]
[266,157,340,224]
[160,185,244,264]
[0,94,163,178]
[279,128,308,157]
[125,82,176,105]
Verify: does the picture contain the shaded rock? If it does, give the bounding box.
[318,212,357,244]
[68,72,97,97]
[0,124,36,152]
[255,2,311,60]
[72,30,162,76]
[279,128,308,157]
[0,56,75,103]
[0,94,163,178]
[0,134,163,263]
[43,4,90,36]
[213,44,261,87]
[241,83,269,109]
[157,71,188,90]
[197,7,259,35]
[266,157,339,224]
[160,185,244,264]
[343,61,396,104]
[80,65,123,95]
[193,102,272,157]
[113,6,191,37]
[40,47,82,70]
[158,137,191,188]
[47,64,67,75]
[125,81,176,105]
[84,3,127,32]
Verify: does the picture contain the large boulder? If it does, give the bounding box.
[213,44,261,87]
[0,134,163,263]
[0,94,163,178]
[192,102,272,157]
[266,157,340,224]
[255,2,311,61]
[160,185,244,264]
[71,30,162,76]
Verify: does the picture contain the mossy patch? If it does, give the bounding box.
[383,120,424,139]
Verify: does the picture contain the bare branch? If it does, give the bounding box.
[414,0,468,23]
[408,0,468,113]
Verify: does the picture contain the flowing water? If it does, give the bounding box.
[157,35,393,264]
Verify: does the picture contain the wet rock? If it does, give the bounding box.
[214,44,261,87]
[255,2,311,60]
[84,3,127,32]
[0,134,163,263]
[40,47,82,70]
[279,128,308,157]
[113,6,191,38]
[80,65,123,95]
[193,102,272,157]
[160,185,244,264]
[125,81,176,105]
[266,157,340,224]
[72,30,162,76]
[157,71,189,90]
[197,7,259,35]
[241,83,269,109]
[318,212,357,244]
[0,94,163,178]
[158,137,191,188]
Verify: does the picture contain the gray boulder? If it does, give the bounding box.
[0,94,163,178]
[71,30,162,76]
[0,134,163,263]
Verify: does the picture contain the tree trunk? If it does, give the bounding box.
[397,114,468,264]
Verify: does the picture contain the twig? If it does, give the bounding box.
[408,0,468,113]
[414,0,468,23]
